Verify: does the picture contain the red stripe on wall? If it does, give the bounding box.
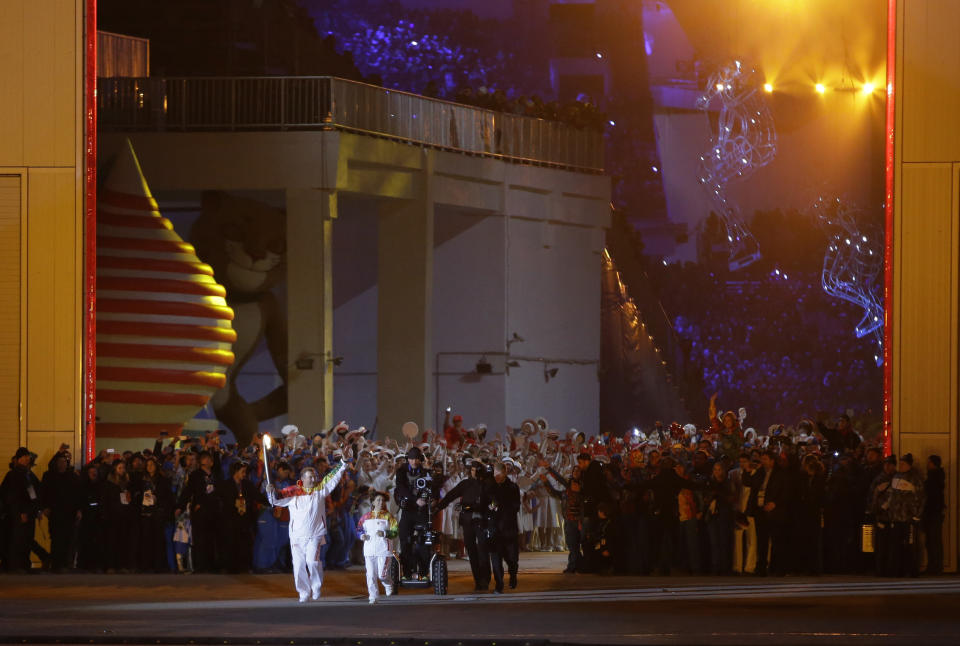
[98,366,227,388]
[97,389,211,407]
[97,276,227,298]
[97,212,172,230]
[84,0,98,463]
[97,320,237,343]
[98,298,234,320]
[882,0,896,456]
[98,255,215,276]
[97,342,234,365]
[97,236,195,254]
[99,189,159,212]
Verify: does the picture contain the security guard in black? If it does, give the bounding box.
[436,460,489,591]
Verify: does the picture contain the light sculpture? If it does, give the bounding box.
[696,61,777,271]
[809,195,884,365]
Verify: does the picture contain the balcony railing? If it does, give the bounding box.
[98,76,604,173]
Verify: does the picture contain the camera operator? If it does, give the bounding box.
[436,459,488,591]
[483,462,521,593]
[394,446,440,579]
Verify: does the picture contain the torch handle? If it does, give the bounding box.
[263,444,271,487]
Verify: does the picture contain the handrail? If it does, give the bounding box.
[97,76,604,173]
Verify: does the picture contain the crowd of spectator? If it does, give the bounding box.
[0,407,942,579]
[647,260,883,432]
[315,1,524,99]
[312,3,607,132]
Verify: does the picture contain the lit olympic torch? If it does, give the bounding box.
[262,433,272,488]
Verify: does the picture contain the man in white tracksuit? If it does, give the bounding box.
[357,491,398,604]
[267,459,350,602]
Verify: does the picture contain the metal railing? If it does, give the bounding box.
[98,76,604,173]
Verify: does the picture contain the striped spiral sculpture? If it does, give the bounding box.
[96,139,236,440]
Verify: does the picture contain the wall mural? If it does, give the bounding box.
[190,191,289,444]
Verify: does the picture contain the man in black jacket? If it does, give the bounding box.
[178,450,223,572]
[436,459,488,591]
[484,462,521,593]
[40,449,81,571]
[2,448,39,572]
[755,450,789,576]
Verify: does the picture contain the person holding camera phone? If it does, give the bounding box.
[394,446,440,580]
[436,458,489,590]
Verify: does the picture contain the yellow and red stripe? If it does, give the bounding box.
[95,159,235,440]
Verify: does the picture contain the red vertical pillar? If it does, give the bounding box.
[84,0,97,463]
[882,0,896,457]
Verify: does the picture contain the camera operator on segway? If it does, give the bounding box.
[394,446,441,580]
[436,458,489,591]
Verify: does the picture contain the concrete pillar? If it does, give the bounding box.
[286,188,335,432]
[377,170,434,439]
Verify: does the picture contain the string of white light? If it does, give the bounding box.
[696,60,777,271]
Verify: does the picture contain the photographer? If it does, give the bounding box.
[394,446,440,579]
[436,459,488,591]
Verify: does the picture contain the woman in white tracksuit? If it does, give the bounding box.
[357,491,398,604]
[267,460,350,602]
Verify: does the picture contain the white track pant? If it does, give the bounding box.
[364,555,393,600]
[733,517,757,574]
[292,538,324,600]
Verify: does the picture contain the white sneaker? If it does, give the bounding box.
[368,597,377,604]
[384,584,394,596]
[312,590,322,601]
[298,596,309,603]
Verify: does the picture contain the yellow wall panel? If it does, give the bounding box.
[0,176,21,465]
[26,168,78,433]
[22,0,57,167]
[897,164,953,434]
[22,0,78,168]
[1,0,84,452]
[902,0,960,162]
[52,0,78,167]
[26,169,57,431]
[53,170,77,430]
[0,1,25,167]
